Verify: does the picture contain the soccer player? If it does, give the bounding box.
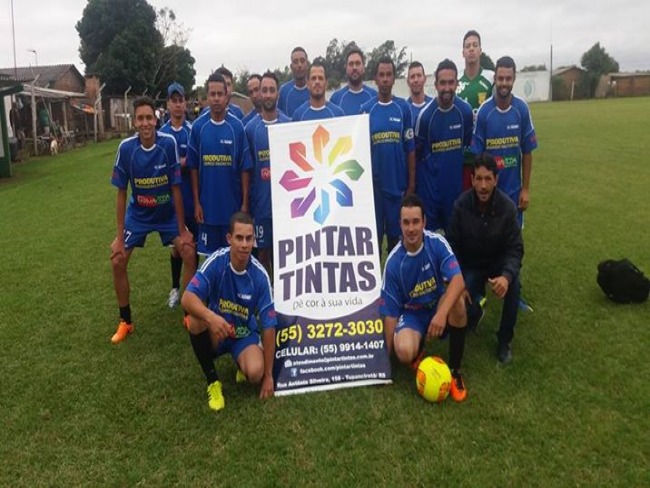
[406,61,432,122]
[182,212,276,411]
[160,82,197,309]
[381,194,469,402]
[109,96,196,344]
[245,71,291,277]
[471,55,537,226]
[291,60,344,121]
[359,56,415,255]
[415,59,473,232]
[278,46,310,117]
[446,155,523,363]
[457,30,494,190]
[187,73,252,256]
[330,47,377,115]
[241,73,263,127]
[215,66,245,120]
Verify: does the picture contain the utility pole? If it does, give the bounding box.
[11,0,17,79]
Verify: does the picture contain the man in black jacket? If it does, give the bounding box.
[446,154,524,363]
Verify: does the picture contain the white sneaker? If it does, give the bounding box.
[167,288,180,309]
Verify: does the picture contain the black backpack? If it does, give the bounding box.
[597,259,650,304]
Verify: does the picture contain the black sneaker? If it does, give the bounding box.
[498,342,513,364]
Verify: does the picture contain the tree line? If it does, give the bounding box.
[77,0,624,100]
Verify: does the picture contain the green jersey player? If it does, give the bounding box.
[457,30,493,190]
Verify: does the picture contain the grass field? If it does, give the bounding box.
[1,97,648,487]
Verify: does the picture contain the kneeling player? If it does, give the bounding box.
[110,96,196,344]
[380,194,469,402]
[182,212,276,411]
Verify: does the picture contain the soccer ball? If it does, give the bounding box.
[416,356,452,403]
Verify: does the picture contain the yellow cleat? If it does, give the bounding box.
[235,369,247,383]
[207,380,225,412]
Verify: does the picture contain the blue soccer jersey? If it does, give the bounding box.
[471,95,538,204]
[292,101,344,121]
[245,113,292,221]
[111,132,181,225]
[360,96,415,198]
[241,109,260,128]
[278,80,310,118]
[415,96,474,230]
[187,114,252,226]
[330,85,378,115]
[228,103,245,120]
[160,119,193,219]
[186,247,277,336]
[407,95,433,124]
[380,231,462,317]
[199,105,244,120]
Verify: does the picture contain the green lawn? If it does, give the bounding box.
[1,97,648,487]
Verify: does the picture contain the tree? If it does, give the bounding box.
[365,40,408,79]
[155,45,196,96]
[323,38,345,89]
[155,7,191,47]
[152,8,195,97]
[77,0,163,94]
[273,67,292,86]
[580,42,620,97]
[480,52,495,71]
[233,69,252,95]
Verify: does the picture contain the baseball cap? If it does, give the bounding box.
[167,82,185,98]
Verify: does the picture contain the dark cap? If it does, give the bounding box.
[167,82,185,98]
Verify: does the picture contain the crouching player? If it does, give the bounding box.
[380,194,469,402]
[181,212,276,411]
[110,96,196,344]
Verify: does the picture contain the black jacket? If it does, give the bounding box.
[446,188,524,283]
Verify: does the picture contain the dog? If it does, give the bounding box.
[50,138,59,155]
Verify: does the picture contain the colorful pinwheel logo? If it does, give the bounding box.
[279,125,364,225]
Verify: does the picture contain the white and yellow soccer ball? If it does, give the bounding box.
[416,356,452,403]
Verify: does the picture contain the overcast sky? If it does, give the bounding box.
[2,0,647,86]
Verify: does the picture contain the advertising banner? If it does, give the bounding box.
[268,115,391,395]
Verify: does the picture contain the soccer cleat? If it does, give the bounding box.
[498,342,513,364]
[207,380,225,412]
[168,288,180,309]
[450,372,467,402]
[111,320,133,344]
[518,296,534,312]
[235,368,247,383]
